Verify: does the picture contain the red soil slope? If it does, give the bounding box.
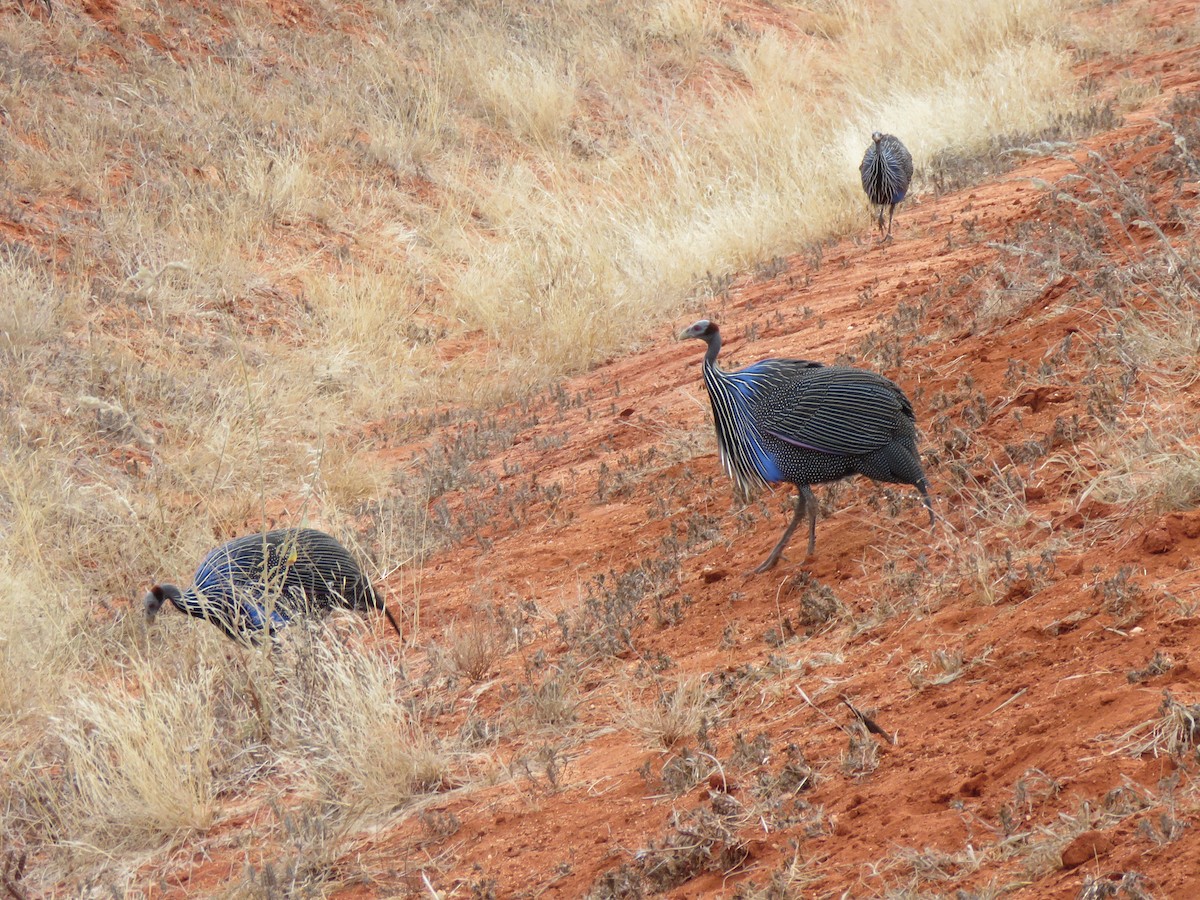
[9,0,1200,897]
[342,10,1200,898]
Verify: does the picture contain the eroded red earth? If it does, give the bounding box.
[10,0,1200,897]
[345,13,1200,896]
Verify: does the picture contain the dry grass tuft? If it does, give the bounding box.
[274,627,461,811]
[431,617,511,684]
[0,567,82,725]
[1075,420,1200,513]
[52,659,223,853]
[1110,691,1200,760]
[622,677,713,749]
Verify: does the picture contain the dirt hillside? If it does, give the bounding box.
[351,9,1200,898]
[7,0,1200,897]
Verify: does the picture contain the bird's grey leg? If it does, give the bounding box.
[918,482,936,527]
[885,203,896,240]
[801,484,818,556]
[754,486,817,573]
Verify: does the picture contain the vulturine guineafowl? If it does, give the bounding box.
[860,131,913,240]
[144,528,402,642]
[680,320,934,572]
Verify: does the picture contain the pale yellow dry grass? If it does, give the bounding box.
[621,676,713,748]
[13,621,474,888]
[273,627,465,811]
[1074,418,1200,513]
[55,660,222,851]
[0,567,79,724]
[0,0,1126,888]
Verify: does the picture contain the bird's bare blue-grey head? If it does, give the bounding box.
[679,319,719,343]
[871,130,884,144]
[143,584,182,623]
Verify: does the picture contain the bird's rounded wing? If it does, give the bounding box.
[891,136,915,184]
[285,529,379,610]
[751,364,914,457]
[859,146,876,185]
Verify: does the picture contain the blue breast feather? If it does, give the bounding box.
[723,365,785,482]
[239,601,291,630]
[193,557,298,632]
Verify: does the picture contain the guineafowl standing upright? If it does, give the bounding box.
[680,320,934,572]
[144,528,402,642]
[860,131,913,240]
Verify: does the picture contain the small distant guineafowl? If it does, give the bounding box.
[144,528,402,642]
[860,131,913,240]
[680,320,934,572]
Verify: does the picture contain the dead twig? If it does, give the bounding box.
[841,695,896,745]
